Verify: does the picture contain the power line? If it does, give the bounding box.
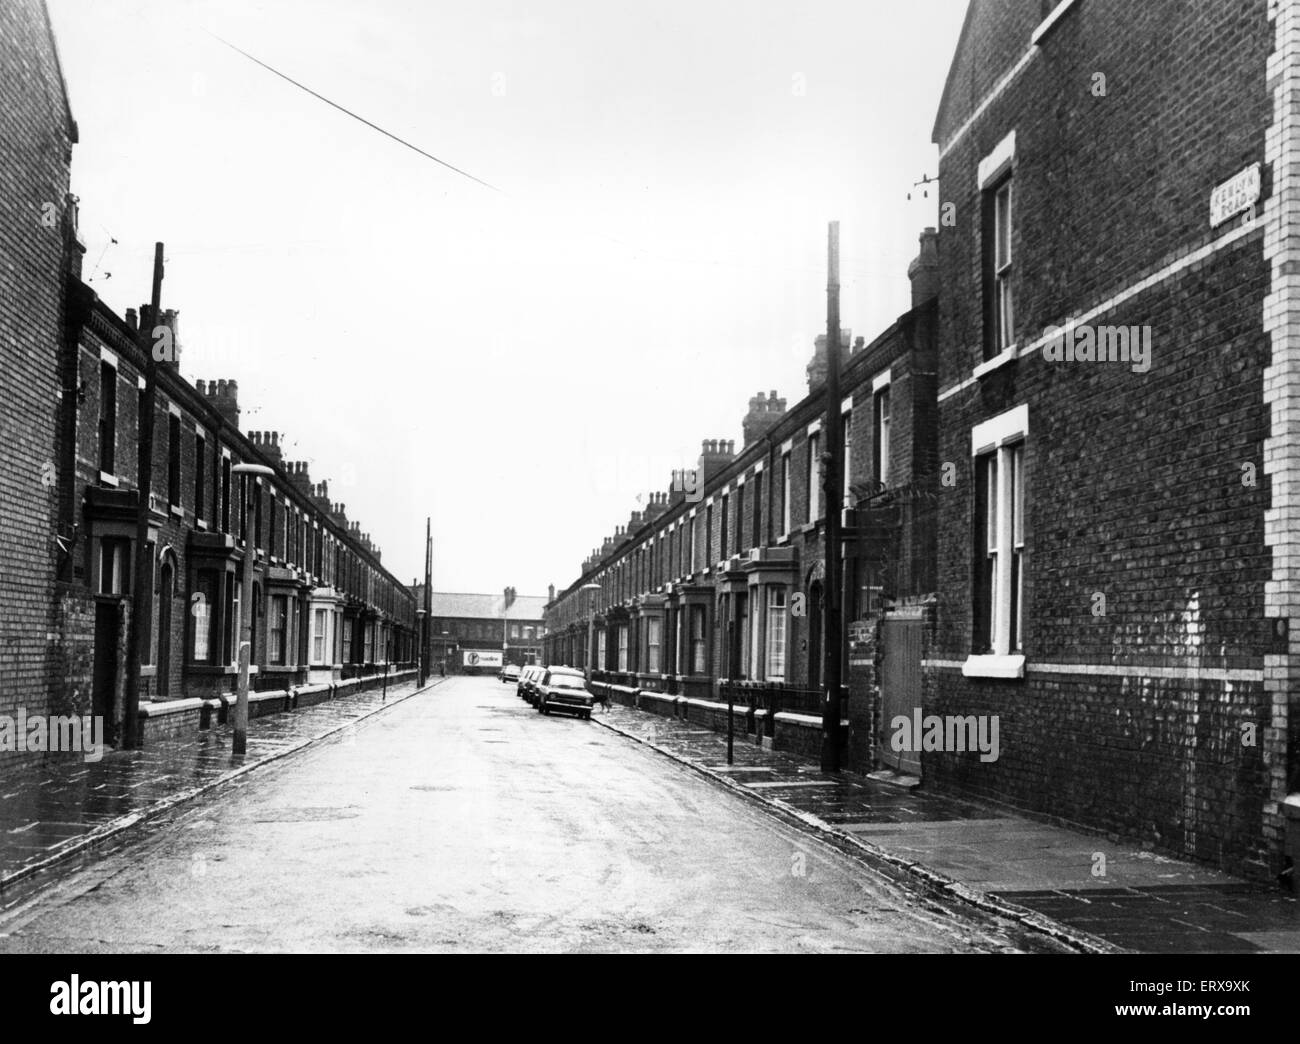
[204,30,500,194]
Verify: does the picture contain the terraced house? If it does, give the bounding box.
[2,1,416,752]
[57,284,419,745]
[544,233,939,768]
[927,0,1300,882]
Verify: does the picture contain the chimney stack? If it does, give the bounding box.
[908,226,939,306]
[742,388,788,447]
[197,376,240,427]
[698,437,737,489]
[548,583,556,603]
[806,330,851,393]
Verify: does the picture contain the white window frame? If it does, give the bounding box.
[994,178,1014,352]
[765,586,787,681]
[963,404,1028,679]
[873,377,891,490]
[781,451,792,536]
[806,432,821,522]
[312,607,328,665]
[647,616,662,674]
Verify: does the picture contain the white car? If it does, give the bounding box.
[498,664,521,684]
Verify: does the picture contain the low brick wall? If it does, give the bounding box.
[138,699,205,746]
[773,712,847,762]
[145,669,419,746]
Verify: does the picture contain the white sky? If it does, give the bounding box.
[47,0,966,597]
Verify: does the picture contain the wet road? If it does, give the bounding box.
[0,676,1017,952]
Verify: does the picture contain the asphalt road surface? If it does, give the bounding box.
[0,675,1023,953]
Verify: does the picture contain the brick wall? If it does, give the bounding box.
[929,0,1281,878]
[0,0,75,729]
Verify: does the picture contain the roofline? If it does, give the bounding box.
[40,0,78,144]
[931,0,977,147]
[547,294,939,608]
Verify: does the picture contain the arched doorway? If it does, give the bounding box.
[157,559,174,698]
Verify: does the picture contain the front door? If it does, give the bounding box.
[878,614,923,777]
[92,600,119,746]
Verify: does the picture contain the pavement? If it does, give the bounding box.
[592,701,1300,954]
[0,675,1056,953]
[3,674,1295,953]
[0,677,436,910]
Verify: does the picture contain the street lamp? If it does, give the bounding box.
[231,462,275,756]
[581,582,601,684]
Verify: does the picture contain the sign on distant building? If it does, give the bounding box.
[463,650,503,668]
[1209,163,1260,227]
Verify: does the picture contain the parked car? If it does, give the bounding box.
[536,667,593,719]
[498,664,520,684]
[517,665,543,703]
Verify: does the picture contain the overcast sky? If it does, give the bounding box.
[47,0,966,598]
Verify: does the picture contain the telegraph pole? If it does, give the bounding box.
[821,221,844,772]
[123,242,164,750]
[421,516,432,683]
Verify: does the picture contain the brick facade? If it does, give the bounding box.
[0,0,77,726]
[928,0,1293,880]
[545,237,939,771]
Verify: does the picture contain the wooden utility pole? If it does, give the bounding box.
[821,222,844,772]
[123,243,164,750]
[424,517,432,677]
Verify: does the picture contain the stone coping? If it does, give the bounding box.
[138,698,205,718]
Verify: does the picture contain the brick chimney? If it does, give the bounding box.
[310,480,331,515]
[698,438,736,489]
[742,389,788,447]
[548,583,556,603]
[806,331,852,393]
[643,490,668,524]
[196,377,240,427]
[285,460,313,496]
[330,501,349,528]
[908,226,939,306]
[247,431,284,467]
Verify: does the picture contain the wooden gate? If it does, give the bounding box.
[878,615,923,777]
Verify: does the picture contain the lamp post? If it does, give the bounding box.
[580,583,601,684]
[231,462,275,756]
[416,609,427,687]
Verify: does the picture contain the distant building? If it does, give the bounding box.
[411,589,547,672]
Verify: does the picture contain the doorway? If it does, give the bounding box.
[157,561,173,698]
[878,614,923,777]
[92,600,119,746]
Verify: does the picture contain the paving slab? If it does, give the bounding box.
[593,702,1300,954]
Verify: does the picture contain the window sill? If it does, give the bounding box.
[99,471,119,487]
[972,345,1018,381]
[169,504,184,519]
[961,654,1025,679]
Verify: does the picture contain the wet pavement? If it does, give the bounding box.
[595,702,1300,954]
[0,675,1049,953]
[0,679,431,906]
